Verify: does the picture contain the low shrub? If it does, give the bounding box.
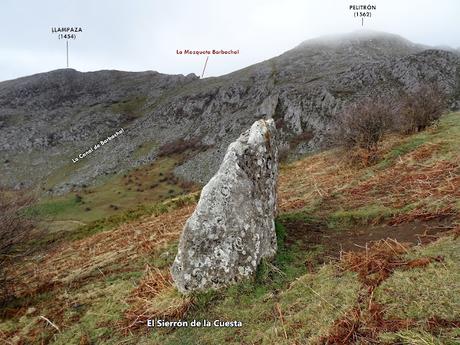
[333,97,392,165]
[0,189,35,305]
[157,137,207,157]
[396,84,447,134]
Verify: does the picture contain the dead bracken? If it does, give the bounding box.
[320,238,455,344]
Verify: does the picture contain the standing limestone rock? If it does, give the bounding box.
[171,119,279,293]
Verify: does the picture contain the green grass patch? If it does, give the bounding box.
[377,134,430,169]
[26,191,199,249]
[24,156,198,243]
[68,202,169,241]
[68,191,199,241]
[277,210,320,225]
[132,140,158,159]
[379,328,460,345]
[1,270,140,343]
[24,196,81,219]
[374,236,460,321]
[253,221,308,289]
[148,241,179,269]
[111,96,147,119]
[151,265,359,345]
[328,204,397,228]
[52,279,134,345]
[142,221,358,345]
[376,112,460,170]
[43,160,88,190]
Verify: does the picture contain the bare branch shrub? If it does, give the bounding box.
[278,143,291,163]
[157,137,207,157]
[396,84,447,134]
[0,189,35,306]
[333,97,392,165]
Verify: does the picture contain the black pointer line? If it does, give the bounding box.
[201,56,209,78]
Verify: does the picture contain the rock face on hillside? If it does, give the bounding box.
[1,31,459,193]
[171,119,279,293]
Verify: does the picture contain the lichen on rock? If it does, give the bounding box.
[171,119,279,293]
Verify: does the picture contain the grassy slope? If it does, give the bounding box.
[1,113,459,344]
[278,112,460,227]
[23,154,199,246]
[376,236,460,344]
[29,156,191,223]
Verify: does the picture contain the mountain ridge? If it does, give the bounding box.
[1,31,459,194]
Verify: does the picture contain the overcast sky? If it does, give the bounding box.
[0,0,459,82]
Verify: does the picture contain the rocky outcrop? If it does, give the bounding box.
[1,31,459,192]
[171,119,279,293]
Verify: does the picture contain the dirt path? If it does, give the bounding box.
[282,216,456,259]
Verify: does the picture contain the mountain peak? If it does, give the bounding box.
[272,31,429,67]
[297,30,416,47]
[1,31,458,194]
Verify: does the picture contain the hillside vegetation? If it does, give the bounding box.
[1,112,459,344]
[2,32,459,193]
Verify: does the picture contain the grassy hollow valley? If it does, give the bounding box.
[1,112,460,344]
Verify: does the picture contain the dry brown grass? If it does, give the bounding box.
[277,133,410,212]
[5,204,195,300]
[278,134,459,224]
[320,238,451,344]
[10,122,451,301]
[1,203,195,342]
[122,265,192,332]
[0,189,36,306]
[345,159,458,207]
[3,114,459,343]
[339,239,444,291]
[278,151,354,213]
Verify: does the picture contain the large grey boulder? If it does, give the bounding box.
[171,119,279,293]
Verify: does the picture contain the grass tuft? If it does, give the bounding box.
[374,235,460,322]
